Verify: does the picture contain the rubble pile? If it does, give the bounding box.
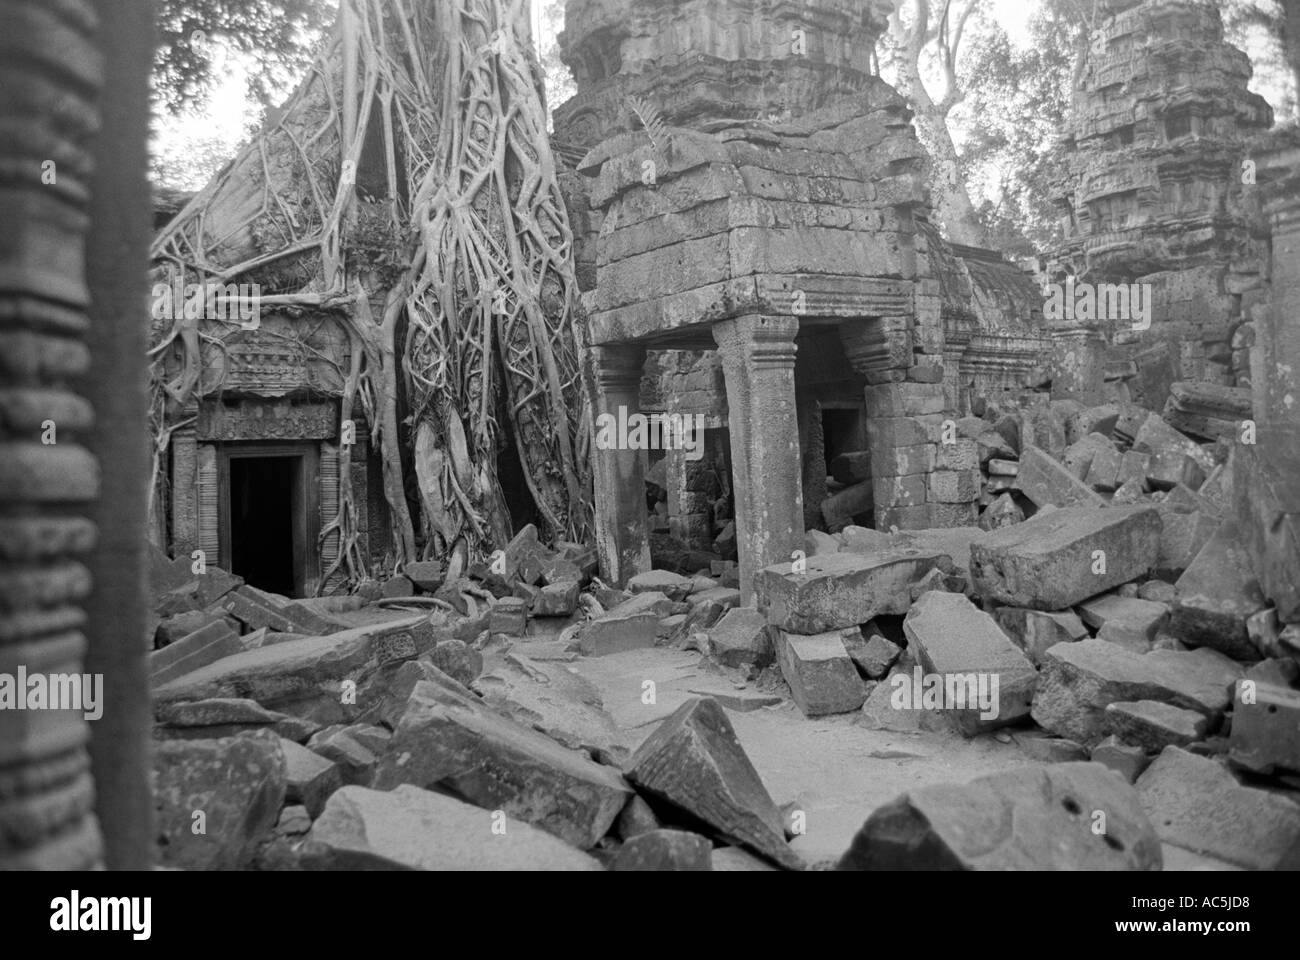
[143,391,1299,871]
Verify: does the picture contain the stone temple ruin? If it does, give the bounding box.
[4,0,1300,872]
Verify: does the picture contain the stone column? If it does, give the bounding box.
[1049,319,1106,404]
[591,344,651,586]
[713,315,804,604]
[0,0,104,869]
[170,419,198,557]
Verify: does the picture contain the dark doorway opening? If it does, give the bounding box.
[229,455,301,597]
[821,407,865,473]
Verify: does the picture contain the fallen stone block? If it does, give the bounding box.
[611,829,712,871]
[1015,733,1088,763]
[154,609,229,648]
[774,629,868,717]
[993,607,1087,666]
[847,631,901,679]
[531,580,579,618]
[279,736,343,817]
[1063,433,1116,480]
[403,561,444,592]
[706,608,774,669]
[624,697,801,870]
[1077,594,1169,653]
[303,784,603,871]
[755,547,952,634]
[220,585,338,635]
[803,529,841,556]
[688,586,741,610]
[1068,404,1120,445]
[1233,442,1300,624]
[1031,639,1242,747]
[429,638,482,688]
[821,480,874,531]
[148,619,242,687]
[614,795,660,841]
[1013,446,1107,509]
[627,569,692,601]
[579,591,674,656]
[1132,415,1215,490]
[151,616,427,726]
[1169,521,1266,660]
[1104,700,1208,751]
[902,591,1036,735]
[1116,451,1151,491]
[308,724,388,785]
[1084,443,1121,491]
[373,679,631,849]
[971,505,1160,610]
[979,493,1023,531]
[1090,735,1150,783]
[830,451,871,485]
[381,575,415,599]
[1135,746,1300,870]
[154,697,317,743]
[711,846,779,871]
[152,730,287,870]
[835,762,1160,870]
[1229,681,1300,774]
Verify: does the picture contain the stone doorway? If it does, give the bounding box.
[219,443,320,598]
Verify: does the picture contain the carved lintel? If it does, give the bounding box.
[196,399,338,442]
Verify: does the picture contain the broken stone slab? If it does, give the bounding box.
[1068,404,1120,445]
[706,608,774,669]
[219,585,339,635]
[611,829,713,871]
[902,591,1036,735]
[148,619,242,687]
[774,628,868,717]
[381,574,415,599]
[614,795,660,841]
[302,784,603,871]
[308,724,388,786]
[1031,639,1243,747]
[1084,443,1121,491]
[279,736,343,817]
[1077,594,1170,652]
[428,638,482,688]
[993,607,1087,666]
[373,679,631,849]
[1104,700,1209,752]
[688,586,741,610]
[1013,446,1107,509]
[755,547,952,634]
[624,697,802,870]
[1151,503,1220,581]
[821,480,874,531]
[847,631,901,679]
[152,730,287,870]
[1169,520,1267,661]
[403,560,444,592]
[1063,432,1117,480]
[151,616,427,727]
[1090,735,1150,783]
[836,762,1161,870]
[489,596,529,636]
[803,529,841,556]
[1229,681,1300,775]
[533,580,580,617]
[153,697,318,743]
[627,569,692,601]
[971,505,1160,611]
[154,608,231,647]
[1135,746,1300,870]
[1132,414,1215,490]
[578,591,674,656]
[979,493,1023,530]
[1015,733,1088,763]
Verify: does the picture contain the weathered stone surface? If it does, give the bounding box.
[614,794,660,840]
[489,596,529,635]
[706,607,774,669]
[624,697,801,870]
[803,529,841,556]
[1170,521,1266,660]
[1013,446,1107,509]
[822,480,875,531]
[1104,700,1209,752]
[303,784,603,870]
[979,492,1024,530]
[1069,404,1119,444]
[1015,733,1088,764]
[1229,682,1300,774]
[774,629,868,717]
[755,547,950,633]
[429,638,482,688]
[1084,442,1121,491]
[220,585,338,635]
[902,591,1036,734]
[152,617,426,726]
[1233,443,1300,624]
[970,505,1160,610]
[152,730,287,870]
[1090,735,1150,783]
[579,591,674,655]
[1137,579,1177,604]
[830,451,872,485]
[994,607,1087,666]
[279,736,342,817]
[1132,415,1215,490]
[1031,639,1242,747]
[373,679,631,848]
[381,574,415,599]
[403,561,444,592]
[533,579,581,617]
[836,762,1160,870]
[1135,747,1300,870]
[711,845,779,871]
[627,569,692,601]
[611,829,713,871]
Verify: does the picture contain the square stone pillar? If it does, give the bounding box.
[170,421,198,558]
[591,344,651,586]
[713,315,804,604]
[1050,319,1106,404]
